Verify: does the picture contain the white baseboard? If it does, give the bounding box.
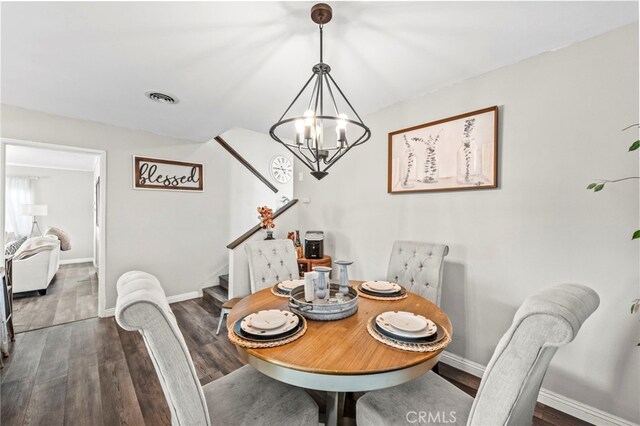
[439,351,638,426]
[440,351,485,377]
[100,290,203,318]
[167,290,202,304]
[59,257,94,265]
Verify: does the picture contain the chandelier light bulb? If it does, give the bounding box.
[303,110,315,142]
[303,110,315,126]
[315,123,323,149]
[310,123,323,149]
[336,113,348,147]
[336,113,348,129]
[295,119,305,145]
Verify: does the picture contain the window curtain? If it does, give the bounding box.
[5,176,32,239]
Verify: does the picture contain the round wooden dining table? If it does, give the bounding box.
[227,280,452,426]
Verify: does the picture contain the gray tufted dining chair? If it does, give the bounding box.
[245,239,300,294]
[387,241,449,306]
[115,271,318,426]
[356,283,599,426]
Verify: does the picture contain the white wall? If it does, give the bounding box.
[6,165,94,261]
[221,127,294,243]
[294,24,639,423]
[0,107,232,310]
[219,127,298,297]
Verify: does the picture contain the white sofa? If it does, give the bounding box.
[12,237,60,295]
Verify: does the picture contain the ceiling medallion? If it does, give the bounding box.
[269,3,371,180]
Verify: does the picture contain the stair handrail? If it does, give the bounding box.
[214,135,279,194]
[226,199,299,249]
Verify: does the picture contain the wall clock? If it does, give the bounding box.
[270,155,293,184]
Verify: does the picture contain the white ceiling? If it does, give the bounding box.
[1,2,637,142]
[5,145,99,172]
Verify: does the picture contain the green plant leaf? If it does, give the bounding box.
[629,140,640,152]
[586,183,597,190]
[593,184,605,192]
[633,230,640,240]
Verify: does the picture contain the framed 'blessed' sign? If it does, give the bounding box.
[133,156,203,191]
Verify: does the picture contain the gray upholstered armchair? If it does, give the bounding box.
[115,271,318,426]
[387,241,449,305]
[356,283,599,426]
[245,239,299,294]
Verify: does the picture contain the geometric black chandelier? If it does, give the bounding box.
[269,3,371,180]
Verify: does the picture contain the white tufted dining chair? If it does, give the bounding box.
[386,241,449,306]
[245,239,300,294]
[356,284,599,426]
[115,270,318,426]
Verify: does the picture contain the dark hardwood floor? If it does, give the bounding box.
[12,263,98,333]
[1,297,591,426]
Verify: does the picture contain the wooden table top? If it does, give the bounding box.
[227,280,452,376]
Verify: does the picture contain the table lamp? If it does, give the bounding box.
[21,204,48,237]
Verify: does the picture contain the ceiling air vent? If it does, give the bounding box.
[145,92,178,104]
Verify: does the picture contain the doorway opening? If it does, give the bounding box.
[1,138,106,337]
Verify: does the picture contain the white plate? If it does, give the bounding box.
[277,280,304,291]
[241,311,299,336]
[383,311,431,332]
[376,313,437,338]
[247,309,288,330]
[362,281,401,293]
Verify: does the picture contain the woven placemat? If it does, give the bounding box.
[357,288,408,301]
[271,285,290,298]
[366,318,450,353]
[228,316,307,349]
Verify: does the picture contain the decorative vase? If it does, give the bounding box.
[401,135,417,188]
[334,260,353,296]
[313,266,332,301]
[314,269,327,299]
[265,229,274,240]
[457,137,483,184]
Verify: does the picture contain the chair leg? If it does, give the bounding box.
[216,309,226,335]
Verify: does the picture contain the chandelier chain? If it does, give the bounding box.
[319,24,324,63]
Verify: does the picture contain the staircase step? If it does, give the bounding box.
[202,285,228,310]
[219,274,229,290]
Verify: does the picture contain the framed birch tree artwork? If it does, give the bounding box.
[388,106,498,193]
